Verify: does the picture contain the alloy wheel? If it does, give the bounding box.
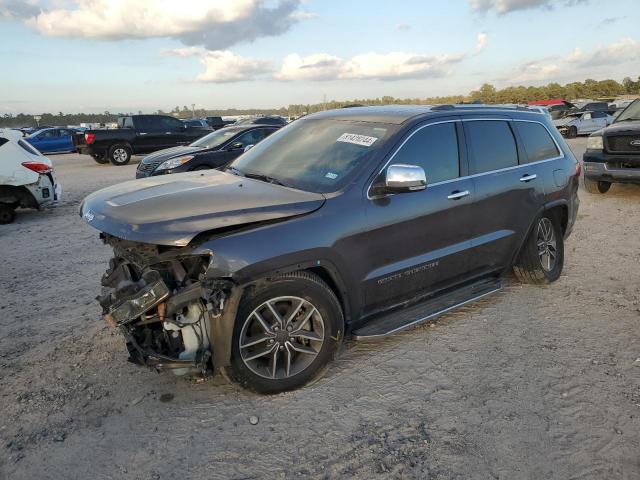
[113,148,128,163]
[537,217,557,272]
[239,296,325,379]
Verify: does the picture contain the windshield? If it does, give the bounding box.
[190,128,240,149]
[615,100,640,122]
[229,118,394,194]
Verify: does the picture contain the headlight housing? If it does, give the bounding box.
[157,155,194,170]
[586,135,603,150]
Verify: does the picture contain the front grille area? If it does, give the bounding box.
[606,160,640,170]
[136,159,163,177]
[606,135,640,153]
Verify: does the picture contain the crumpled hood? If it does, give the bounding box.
[81,170,325,246]
[553,117,578,127]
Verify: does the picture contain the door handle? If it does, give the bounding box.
[165,132,172,134]
[139,132,147,135]
[519,174,537,182]
[447,190,470,200]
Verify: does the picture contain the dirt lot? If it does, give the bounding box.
[1,138,639,480]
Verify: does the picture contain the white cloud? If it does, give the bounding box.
[396,23,411,32]
[469,0,587,15]
[509,60,560,83]
[22,0,304,50]
[501,37,639,85]
[568,37,639,67]
[276,53,344,81]
[276,51,465,81]
[565,47,583,63]
[165,48,274,83]
[475,32,487,54]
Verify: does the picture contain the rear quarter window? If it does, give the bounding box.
[0,137,8,147]
[465,121,518,174]
[18,139,40,156]
[514,122,560,163]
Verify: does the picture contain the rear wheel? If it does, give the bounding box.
[584,177,611,194]
[92,154,109,164]
[513,212,564,284]
[229,271,343,394]
[0,204,16,224]
[108,144,132,166]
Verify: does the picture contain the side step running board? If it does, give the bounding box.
[352,278,503,340]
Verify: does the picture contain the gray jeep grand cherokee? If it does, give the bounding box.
[81,105,580,393]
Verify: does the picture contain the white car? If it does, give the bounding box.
[0,129,62,224]
[553,111,614,138]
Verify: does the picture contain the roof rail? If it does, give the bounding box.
[432,104,533,112]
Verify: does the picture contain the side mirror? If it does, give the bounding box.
[370,164,426,196]
[227,142,244,151]
[243,144,255,152]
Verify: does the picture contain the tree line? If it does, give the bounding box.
[1,76,638,128]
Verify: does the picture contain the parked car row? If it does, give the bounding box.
[80,104,580,393]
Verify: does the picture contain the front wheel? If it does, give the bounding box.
[108,144,132,166]
[584,177,611,194]
[566,126,578,139]
[0,204,16,224]
[513,212,564,284]
[229,271,343,394]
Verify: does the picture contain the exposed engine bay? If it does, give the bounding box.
[97,233,232,376]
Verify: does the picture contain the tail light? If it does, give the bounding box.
[575,161,582,176]
[85,132,95,145]
[22,161,52,174]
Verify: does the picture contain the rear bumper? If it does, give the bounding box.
[77,145,105,156]
[25,172,62,208]
[583,149,640,183]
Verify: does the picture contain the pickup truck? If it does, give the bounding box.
[75,115,211,165]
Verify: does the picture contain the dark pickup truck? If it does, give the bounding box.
[75,115,211,166]
[583,99,640,194]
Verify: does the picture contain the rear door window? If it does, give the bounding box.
[391,122,460,184]
[465,121,518,174]
[514,122,560,163]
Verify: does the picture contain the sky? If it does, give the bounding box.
[0,0,638,114]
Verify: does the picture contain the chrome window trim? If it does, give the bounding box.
[367,117,565,200]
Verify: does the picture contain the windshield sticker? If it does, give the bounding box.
[325,172,338,180]
[337,133,378,147]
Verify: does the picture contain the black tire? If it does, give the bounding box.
[229,271,343,394]
[513,212,564,285]
[566,126,578,139]
[0,204,16,224]
[108,144,132,166]
[92,154,109,164]
[584,177,611,194]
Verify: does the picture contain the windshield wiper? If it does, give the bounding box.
[243,172,289,187]
[226,166,245,177]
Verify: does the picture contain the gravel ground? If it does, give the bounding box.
[1,138,639,480]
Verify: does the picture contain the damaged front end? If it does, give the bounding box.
[97,233,233,376]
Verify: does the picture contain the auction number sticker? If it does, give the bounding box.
[337,133,378,147]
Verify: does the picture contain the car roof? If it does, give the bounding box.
[306,104,546,125]
[307,105,434,124]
